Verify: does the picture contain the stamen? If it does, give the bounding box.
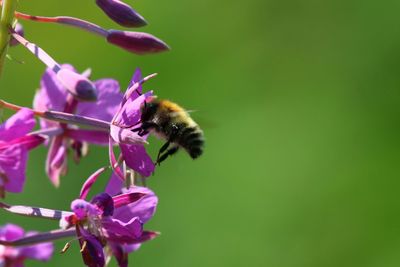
[80,240,87,253]
[60,242,71,254]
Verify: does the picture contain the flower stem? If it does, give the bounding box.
[0,99,111,130]
[0,0,17,77]
[0,228,76,246]
[15,11,108,37]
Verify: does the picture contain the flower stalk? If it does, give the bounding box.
[0,0,17,76]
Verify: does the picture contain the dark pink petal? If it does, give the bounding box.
[107,30,170,55]
[77,78,123,121]
[80,167,108,200]
[91,193,114,216]
[0,145,27,193]
[113,186,157,224]
[109,243,128,267]
[78,227,105,267]
[105,172,123,196]
[4,135,45,150]
[112,192,146,208]
[46,136,67,187]
[115,91,153,128]
[96,0,147,27]
[66,129,110,145]
[21,232,54,261]
[102,217,142,242]
[56,68,98,101]
[120,144,154,177]
[0,109,35,142]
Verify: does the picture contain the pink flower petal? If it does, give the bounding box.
[79,167,108,200]
[0,145,27,193]
[46,136,67,187]
[113,186,157,224]
[77,78,123,121]
[0,109,35,142]
[120,144,154,177]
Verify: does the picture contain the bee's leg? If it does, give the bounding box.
[157,146,180,165]
[132,122,158,136]
[156,141,171,164]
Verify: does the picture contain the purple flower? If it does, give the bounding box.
[0,109,44,197]
[110,68,155,178]
[0,224,53,266]
[61,169,158,267]
[96,0,147,27]
[33,64,123,186]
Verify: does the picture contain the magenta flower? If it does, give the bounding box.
[33,64,123,186]
[61,168,158,267]
[110,68,155,178]
[0,109,45,197]
[0,224,53,266]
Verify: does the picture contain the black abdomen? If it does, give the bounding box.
[177,126,204,159]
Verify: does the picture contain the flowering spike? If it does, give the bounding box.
[96,0,147,27]
[107,30,170,55]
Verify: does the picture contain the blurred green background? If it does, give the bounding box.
[1,0,400,266]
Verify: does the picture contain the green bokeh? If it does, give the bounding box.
[1,0,400,266]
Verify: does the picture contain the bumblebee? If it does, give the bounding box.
[133,97,204,165]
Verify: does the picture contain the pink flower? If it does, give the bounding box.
[33,64,123,186]
[110,68,155,178]
[0,109,44,197]
[0,224,53,266]
[62,168,158,267]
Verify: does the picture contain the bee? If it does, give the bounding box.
[133,97,204,165]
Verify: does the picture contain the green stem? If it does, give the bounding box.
[0,0,17,77]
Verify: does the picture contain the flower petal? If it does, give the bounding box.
[120,144,154,177]
[78,227,105,267]
[77,78,123,121]
[0,109,35,142]
[91,193,114,217]
[110,124,146,145]
[0,145,27,193]
[80,167,108,200]
[112,192,146,209]
[46,136,68,187]
[113,186,157,224]
[0,224,25,241]
[102,217,142,243]
[105,172,123,196]
[21,232,54,261]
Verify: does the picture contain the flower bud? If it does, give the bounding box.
[96,0,147,27]
[107,30,170,55]
[56,68,98,101]
[9,23,24,46]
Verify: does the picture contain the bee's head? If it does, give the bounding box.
[140,96,159,122]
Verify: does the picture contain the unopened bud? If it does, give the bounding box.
[96,0,147,27]
[106,30,170,55]
[56,69,98,101]
[9,23,24,46]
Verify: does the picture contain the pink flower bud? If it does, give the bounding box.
[56,69,98,101]
[106,30,170,55]
[96,0,147,27]
[9,23,24,46]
